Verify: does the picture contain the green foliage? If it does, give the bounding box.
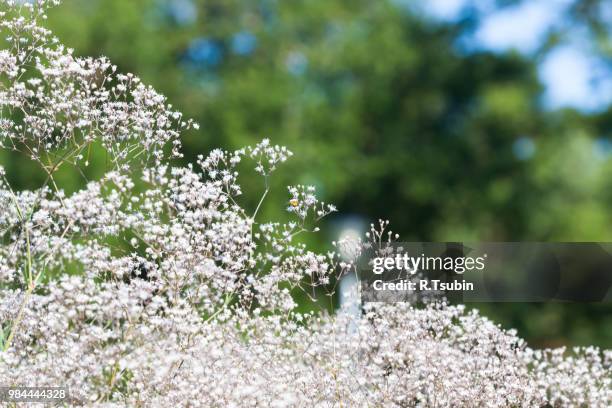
[3,0,609,346]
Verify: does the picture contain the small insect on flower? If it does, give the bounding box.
[289,198,299,207]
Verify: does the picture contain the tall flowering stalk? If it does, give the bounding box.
[0,1,610,406]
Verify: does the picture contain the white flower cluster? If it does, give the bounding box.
[0,1,609,407]
[0,0,195,169]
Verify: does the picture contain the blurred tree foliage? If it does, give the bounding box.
[3,0,611,347]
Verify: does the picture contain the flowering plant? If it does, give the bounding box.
[0,1,609,406]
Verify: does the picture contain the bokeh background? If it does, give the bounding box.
[2,0,611,348]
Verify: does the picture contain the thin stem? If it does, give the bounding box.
[252,175,270,220]
[204,293,233,323]
[2,289,32,353]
